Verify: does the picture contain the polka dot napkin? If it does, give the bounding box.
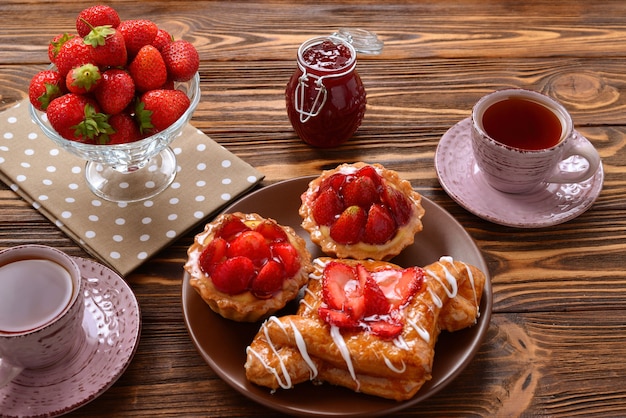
[0,100,264,276]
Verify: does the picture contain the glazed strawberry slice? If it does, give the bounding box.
[373,266,424,309]
[363,204,396,244]
[251,260,286,298]
[312,187,343,226]
[368,319,403,340]
[216,216,250,240]
[381,185,413,226]
[255,220,288,242]
[270,242,301,276]
[318,307,360,330]
[329,205,366,245]
[355,165,383,189]
[211,256,255,294]
[342,175,379,209]
[356,264,390,317]
[226,231,271,267]
[198,237,227,275]
[321,261,365,320]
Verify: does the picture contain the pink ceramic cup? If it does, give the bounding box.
[471,89,601,194]
[0,245,84,387]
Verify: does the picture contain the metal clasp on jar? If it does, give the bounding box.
[294,72,328,123]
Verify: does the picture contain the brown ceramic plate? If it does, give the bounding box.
[182,176,492,417]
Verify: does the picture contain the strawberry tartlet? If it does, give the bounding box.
[185,212,313,322]
[299,162,425,260]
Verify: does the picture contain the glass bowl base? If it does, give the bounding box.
[85,147,177,203]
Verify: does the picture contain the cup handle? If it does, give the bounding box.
[545,133,601,184]
[0,357,23,388]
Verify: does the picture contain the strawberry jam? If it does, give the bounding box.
[285,36,366,148]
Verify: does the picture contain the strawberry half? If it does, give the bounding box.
[342,175,379,209]
[226,230,271,267]
[251,260,286,298]
[211,256,255,295]
[329,205,367,245]
[311,187,343,226]
[363,204,396,245]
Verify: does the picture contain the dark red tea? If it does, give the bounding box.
[481,97,562,150]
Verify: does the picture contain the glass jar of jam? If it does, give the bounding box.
[285,29,383,148]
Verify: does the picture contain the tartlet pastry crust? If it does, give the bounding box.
[185,212,313,322]
[299,162,425,260]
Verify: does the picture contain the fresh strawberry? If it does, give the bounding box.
[83,25,127,67]
[226,231,271,267]
[136,89,190,133]
[363,204,396,244]
[382,185,413,226]
[161,39,200,81]
[76,5,121,38]
[128,45,168,91]
[270,242,300,276]
[210,256,255,295]
[216,216,250,240]
[251,260,286,298]
[311,187,343,226]
[94,69,135,115]
[199,236,228,275]
[255,220,288,242]
[65,63,101,94]
[46,93,111,142]
[117,19,158,57]
[48,33,76,64]
[28,70,64,111]
[342,175,379,209]
[329,205,366,245]
[55,36,95,77]
[151,28,173,51]
[105,113,142,145]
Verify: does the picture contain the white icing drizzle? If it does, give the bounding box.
[427,288,443,308]
[407,317,431,343]
[425,258,459,299]
[461,261,480,318]
[393,335,410,350]
[330,325,360,391]
[288,319,318,380]
[383,356,407,373]
[263,317,292,389]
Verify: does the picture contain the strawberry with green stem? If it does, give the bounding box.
[66,63,101,94]
[29,70,64,111]
[46,93,113,143]
[82,20,127,67]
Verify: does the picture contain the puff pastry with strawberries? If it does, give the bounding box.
[300,162,425,261]
[244,256,485,401]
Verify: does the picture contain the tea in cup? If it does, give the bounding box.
[0,245,84,387]
[470,89,601,194]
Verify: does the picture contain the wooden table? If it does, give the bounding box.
[2,1,626,416]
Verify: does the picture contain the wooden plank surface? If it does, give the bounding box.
[1,1,626,416]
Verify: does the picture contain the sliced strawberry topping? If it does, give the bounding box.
[342,175,378,209]
[255,219,288,242]
[211,256,255,294]
[330,205,367,245]
[251,260,286,298]
[271,242,301,276]
[216,216,250,240]
[226,230,271,267]
[204,215,304,298]
[319,261,423,340]
[381,185,413,226]
[318,307,360,330]
[363,204,396,244]
[198,237,227,275]
[312,187,343,226]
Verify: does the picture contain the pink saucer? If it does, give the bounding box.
[435,118,604,228]
[0,257,141,417]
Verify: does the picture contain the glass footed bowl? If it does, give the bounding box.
[29,72,201,203]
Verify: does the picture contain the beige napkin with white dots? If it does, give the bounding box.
[0,100,264,276]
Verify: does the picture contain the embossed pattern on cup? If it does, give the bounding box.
[471,89,601,194]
